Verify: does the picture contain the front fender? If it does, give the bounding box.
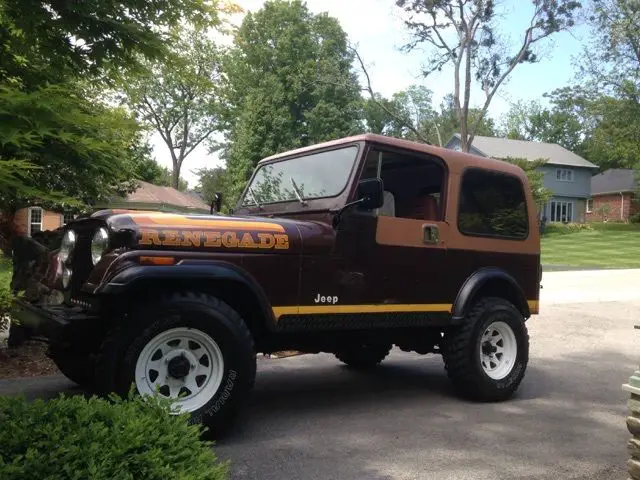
[452,267,530,321]
[94,259,276,326]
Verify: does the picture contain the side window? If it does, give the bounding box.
[458,169,528,239]
[361,148,445,221]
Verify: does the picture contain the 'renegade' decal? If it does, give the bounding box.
[139,229,290,250]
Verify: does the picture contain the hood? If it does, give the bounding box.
[97,210,335,255]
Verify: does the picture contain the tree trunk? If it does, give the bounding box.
[172,162,181,190]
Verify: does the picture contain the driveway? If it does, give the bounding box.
[1,269,639,480]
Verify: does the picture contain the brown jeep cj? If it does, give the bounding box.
[11,134,541,433]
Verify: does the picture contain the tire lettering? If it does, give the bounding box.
[205,369,237,416]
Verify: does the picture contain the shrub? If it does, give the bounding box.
[542,223,593,235]
[630,212,640,224]
[0,392,229,480]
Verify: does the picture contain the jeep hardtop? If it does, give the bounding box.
[11,133,541,434]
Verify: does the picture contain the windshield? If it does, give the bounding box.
[242,146,358,206]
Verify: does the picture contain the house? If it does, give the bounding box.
[11,181,210,237]
[586,168,639,222]
[446,134,599,223]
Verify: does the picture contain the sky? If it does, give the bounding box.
[152,0,590,187]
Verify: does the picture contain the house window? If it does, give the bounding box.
[586,198,593,213]
[550,200,574,223]
[556,169,574,182]
[28,207,43,236]
[63,212,75,225]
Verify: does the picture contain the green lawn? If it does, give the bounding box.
[541,223,640,269]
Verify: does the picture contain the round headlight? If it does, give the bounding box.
[59,230,76,262]
[91,228,109,265]
[62,267,72,289]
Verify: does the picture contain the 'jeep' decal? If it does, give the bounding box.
[139,229,290,250]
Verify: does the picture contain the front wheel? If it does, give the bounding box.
[96,292,256,435]
[48,345,96,388]
[441,297,529,402]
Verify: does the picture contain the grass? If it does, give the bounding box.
[541,223,640,269]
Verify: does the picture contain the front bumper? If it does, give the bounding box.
[11,298,99,343]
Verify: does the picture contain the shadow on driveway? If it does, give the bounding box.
[0,347,634,480]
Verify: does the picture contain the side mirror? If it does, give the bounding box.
[210,192,223,214]
[357,178,384,210]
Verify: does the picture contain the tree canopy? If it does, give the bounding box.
[221,0,363,203]
[395,0,580,152]
[119,26,224,190]
[0,0,223,248]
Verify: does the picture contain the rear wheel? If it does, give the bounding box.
[96,292,256,436]
[441,297,529,402]
[335,344,392,369]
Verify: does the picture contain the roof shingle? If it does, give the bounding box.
[125,182,209,210]
[591,168,637,195]
[451,134,598,169]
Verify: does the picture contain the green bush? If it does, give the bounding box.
[542,222,593,235]
[0,392,229,480]
[0,254,11,332]
[630,212,640,224]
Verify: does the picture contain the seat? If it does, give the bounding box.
[405,195,438,220]
[377,190,395,217]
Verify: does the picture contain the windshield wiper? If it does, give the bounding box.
[248,187,262,210]
[289,177,307,206]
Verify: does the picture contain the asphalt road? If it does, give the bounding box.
[1,270,639,480]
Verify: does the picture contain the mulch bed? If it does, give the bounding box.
[0,341,60,379]
[0,344,306,380]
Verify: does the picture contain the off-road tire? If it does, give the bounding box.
[335,344,392,369]
[48,346,96,388]
[441,297,529,402]
[95,292,256,436]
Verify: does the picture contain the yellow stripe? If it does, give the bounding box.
[273,303,452,319]
[274,300,541,319]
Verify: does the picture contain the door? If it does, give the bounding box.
[357,146,450,309]
[293,145,451,326]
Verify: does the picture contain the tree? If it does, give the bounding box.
[0,0,221,250]
[395,0,580,152]
[0,0,218,89]
[575,0,640,176]
[579,0,640,95]
[434,94,496,145]
[362,94,404,137]
[221,0,363,203]
[120,27,223,189]
[0,84,145,253]
[500,99,584,152]
[195,167,227,205]
[359,86,496,146]
[537,87,640,170]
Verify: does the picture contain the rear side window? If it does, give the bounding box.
[458,168,528,239]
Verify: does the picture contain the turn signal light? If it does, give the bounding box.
[138,256,176,266]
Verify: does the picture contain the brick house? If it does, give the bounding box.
[586,169,639,222]
[10,181,210,237]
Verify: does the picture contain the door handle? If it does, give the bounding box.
[423,223,439,245]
